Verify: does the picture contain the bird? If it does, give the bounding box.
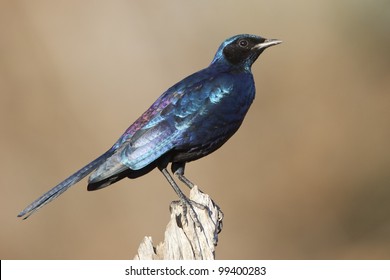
[18,34,281,220]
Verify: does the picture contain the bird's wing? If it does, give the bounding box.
[120,81,213,170]
[87,116,180,186]
[90,70,237,183]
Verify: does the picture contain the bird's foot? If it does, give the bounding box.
[170,197,208,230]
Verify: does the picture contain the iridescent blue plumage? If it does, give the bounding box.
[18,34,281,219]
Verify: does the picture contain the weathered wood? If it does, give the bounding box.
[134,186,223,260]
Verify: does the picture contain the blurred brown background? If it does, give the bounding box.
[1,0,390,259]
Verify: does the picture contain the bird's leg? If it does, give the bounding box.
[172,162,223,232]
[171,162,207,211]
[159,166,203,228]
[171,162,195,189]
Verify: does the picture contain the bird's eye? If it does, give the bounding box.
[238,39,248,48]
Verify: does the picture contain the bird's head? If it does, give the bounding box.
[211,34,282,70]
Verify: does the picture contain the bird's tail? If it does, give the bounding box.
[17,149,114,219]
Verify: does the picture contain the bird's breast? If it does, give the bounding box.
[171,73,255,163]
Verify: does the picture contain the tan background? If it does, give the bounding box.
[1,1,390,259]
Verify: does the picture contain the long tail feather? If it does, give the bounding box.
[18,150,114,219]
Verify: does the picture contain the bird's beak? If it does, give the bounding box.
[252,38,282,50]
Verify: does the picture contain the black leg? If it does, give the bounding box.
[160,167,189,203]
[171,162,195,189]
[159,164,204,227]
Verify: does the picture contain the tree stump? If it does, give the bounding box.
[134,186,223,260]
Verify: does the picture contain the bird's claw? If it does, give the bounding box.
[170,198,208,231]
